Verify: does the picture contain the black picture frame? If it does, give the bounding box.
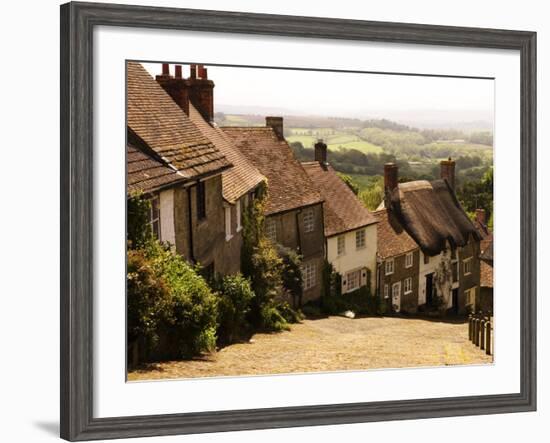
[60,2,537,441]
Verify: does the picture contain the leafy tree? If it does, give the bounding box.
[127,192,152,248]
[336,172,360,195]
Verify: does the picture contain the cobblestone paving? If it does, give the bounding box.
[128,316,493,381]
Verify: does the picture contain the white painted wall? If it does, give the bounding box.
[326,224,377,294]
[159,188,176,247]
[419,248,457,308]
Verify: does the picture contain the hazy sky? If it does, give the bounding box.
[142,62,494,126]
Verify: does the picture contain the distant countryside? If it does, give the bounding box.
[215,112,494,227]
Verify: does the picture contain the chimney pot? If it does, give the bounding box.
[384,163,399,193]
[314,139,328,165]
[190,64,197,79]
[175,65,182,79]
[265,116,284,140]
[162,63,170,76]
[440,157,456,190]
[197,65,206,79]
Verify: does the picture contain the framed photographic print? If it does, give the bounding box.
[60,1,536,441]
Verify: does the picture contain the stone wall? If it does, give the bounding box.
[379,250,421,313]
[173,175,226,274]
[266,203,325,302]
[458,237,481,314]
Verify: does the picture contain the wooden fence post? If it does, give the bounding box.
[486,321,492,355]
[468,314,473,341]
[480,318,486,350]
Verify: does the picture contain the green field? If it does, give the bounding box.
[287,130,384,154]
[328,140,383,154]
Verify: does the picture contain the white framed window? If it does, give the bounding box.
[346,269,361,292]
[404,277,413,294]
[265,218,277,242]
[302,262,316,290]
[384,284,389,299]
[303,209,315,233]
[337,235,346,256]
[236,199,242,232]
[385,258,394,275]
[224,206,232,241]
[149,194,161,240]
[355,229,366,249]
[464,257,473,275]
[405,252,413,268]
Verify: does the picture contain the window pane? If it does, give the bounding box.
[337,236,345,255]
[303,209,314,233]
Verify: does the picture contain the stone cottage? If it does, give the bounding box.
[373,206,421,313]
[378,160,481,314]
[302,140,378,295]
[223,118,325,304]
[127,62,233,276]
[155,63,266,275]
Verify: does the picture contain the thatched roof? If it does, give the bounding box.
[387,179,480,256]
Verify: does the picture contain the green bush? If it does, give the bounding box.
[260,305,290,332]
[127,248,172,353]
[214,274,255,344]
[155,243,218,357]
[276,244,303,308]
[127,241,219,361]
[276,301,304,324]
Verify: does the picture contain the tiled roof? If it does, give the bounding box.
[373,209,419,259]
[387,179,480,256]
[188,104,265,203]
[127,142,184,194]
[222,127,323,215]
[302,162,377,237]
[480,259,493,288]
[127,62,231,180]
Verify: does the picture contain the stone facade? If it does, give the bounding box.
[173,175,226,275]
[378,250,421,313]
[266,203,325,303]
[458,237,482,314]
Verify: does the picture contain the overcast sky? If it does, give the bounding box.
[142,62,494,127]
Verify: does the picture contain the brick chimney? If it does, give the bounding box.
[475,208,486,225]
[187,64,215,122]
[266,116,284,140]
[384,163,398,193]
[440,157,456,190]
[314,139,328,165]
[156,63,215,121]
[155,64,190,116]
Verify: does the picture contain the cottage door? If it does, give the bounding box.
[392,282,401,312]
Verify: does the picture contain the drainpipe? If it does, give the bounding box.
[186,185,197,263]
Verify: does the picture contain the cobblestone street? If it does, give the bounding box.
[129,316,492,381]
